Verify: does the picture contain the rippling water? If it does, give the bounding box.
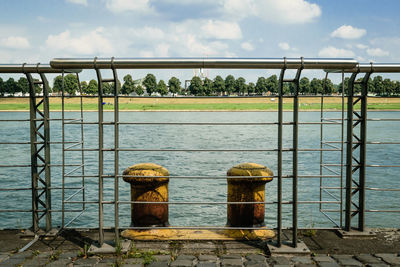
[0,111,399,229]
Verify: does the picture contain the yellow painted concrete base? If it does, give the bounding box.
[121,228,275,241]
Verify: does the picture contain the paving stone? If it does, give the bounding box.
[244,262,268,267]
[271,265,291,267]
[171,259,195,267]
[198,255,218,262]
[0,254,8,263]
[124,258,143,265]
[375,253,400,265]
[59,251,79,259]
[176,255,197,261]
[270,256,291,266]
[295,265,314,267]
[8,250,32,259]
[47,259,73,266]
[245,254,266,262]
[290,256,313,265]
[317,263,339,267]
[148,261,170,267]
[154,254,172,263]
[23,257,49,266]
[331,255,363,266]
[221,258,243,267]
[355,254,383,264]
[0,257,26,266]
[313,256,335,263]
[196,262,218,267]
[366,264,390,267]
[122,264,142,267]
[221,255,242,260]
[73,256,100,266]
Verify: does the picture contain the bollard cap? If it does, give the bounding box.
[227,162,273,183]
[123,163,169,184]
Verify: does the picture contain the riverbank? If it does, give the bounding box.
[0,229,399,266]
[1,97,400,111]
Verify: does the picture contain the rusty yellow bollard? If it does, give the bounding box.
[227,163,273,227]
[122,163,169,227]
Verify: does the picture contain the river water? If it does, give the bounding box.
[0,111,399,229]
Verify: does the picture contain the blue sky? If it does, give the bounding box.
[1,0,400,83]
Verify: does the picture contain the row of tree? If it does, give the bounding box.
[1,74,400,96]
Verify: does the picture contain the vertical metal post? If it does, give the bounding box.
[359,72,370,231]
[340,71,345,228]
[27,73,39,232]
[345,72,357,231]
[319,73,328,212]
[76,73,86,212]
[292,64,302,247]
[61,71,66,228]
[277,62,286,247]
[95,61,105,246]
[112,59,120,243]
[40,73,52,232]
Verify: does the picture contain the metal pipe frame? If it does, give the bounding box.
[344,70,371,232]
[50,57,358,70]
[26,72,52,232]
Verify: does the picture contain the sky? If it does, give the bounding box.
[1,0,400,83]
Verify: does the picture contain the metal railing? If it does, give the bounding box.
[0,58,399,250]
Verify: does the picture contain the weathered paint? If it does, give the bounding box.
[123,163,169,226]
[121,228,274,240]
[227,163,273,227]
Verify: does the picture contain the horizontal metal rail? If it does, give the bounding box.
[64,200,340,205]
[0,63,81,73]
[63,121,342,126]
[50,57,358,70]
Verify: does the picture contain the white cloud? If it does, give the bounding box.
[105,0,153,13]
[355,44,368,50]
[0,36,30,49]
[45,27,113,55]
[318,46,355,58]
[66,0,88,6]
[200,20,242,40]
[241,42,254,51]
[331,25,366,39]
[366,48,389,57]
[278,42,290,51]
[223,0,321,24]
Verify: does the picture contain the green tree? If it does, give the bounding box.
[323,78,335,95]
[234,77,246,95]
[266,75,278,94]
[225,75,235,95]
[17,77,29,95]
[121,74,135,95]
[203,77,213,96]
[80,81,88,94]
[4,78,18,96]
[299,77,310,95]
[52,75,63,93]
[157,80,168,96]
[310,78,323,95]
[103,82,113,95]
[372,76,383,96]
[168,77,181,96]
[383,78,395,96]
[0,77,3,96]
[394,81,400,96]
[247,82,255,95]
[188,76,203,96]
[255,77,267,95]
[143,74,157,96]
[85,79,98,95]
[64,74,79,95]
[212,75,225,96]
[135,85,144,96]
[338,77,350,95]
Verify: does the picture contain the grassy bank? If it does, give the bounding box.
[1,97,400,111]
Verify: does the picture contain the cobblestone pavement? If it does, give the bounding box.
[1,250,400,266]
[0,229,399,267]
